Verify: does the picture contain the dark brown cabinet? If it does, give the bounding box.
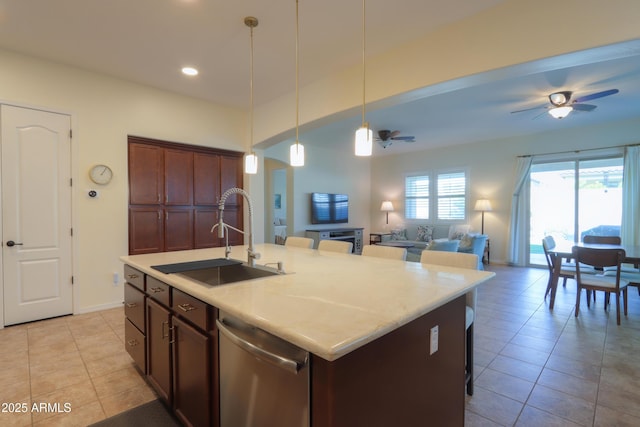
[128,136,244,255]
[172,315,211,427]
[124,266,147,373]
[146,298,172,403]
[126,266,214,427]
[129,143,163,205]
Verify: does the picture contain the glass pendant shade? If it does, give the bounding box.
[548,106,573,119]
[290,143,305,167]
[355,125,373,156]
[244,153,258,174]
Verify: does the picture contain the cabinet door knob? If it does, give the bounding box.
[127,273,139,279]
[127,339,138,347]
[126,303,137,308]
[150,287,164,293]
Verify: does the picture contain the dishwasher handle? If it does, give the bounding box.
[217,319,308,374]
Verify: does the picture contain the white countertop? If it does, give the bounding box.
[121,244,495,361]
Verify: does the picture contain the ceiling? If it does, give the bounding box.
[1,0,640,156]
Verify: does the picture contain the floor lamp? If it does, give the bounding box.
[380,201,394,225]
[474,199,492,234]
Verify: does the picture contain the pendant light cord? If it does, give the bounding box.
[361,0,366,127]
[295,0,300,147]
[250,23,255,152]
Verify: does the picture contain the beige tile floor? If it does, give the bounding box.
[1,264,639,426]
[466,264,640,426]
[0,306,156,426]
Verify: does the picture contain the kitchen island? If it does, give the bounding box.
[121,243,494,427]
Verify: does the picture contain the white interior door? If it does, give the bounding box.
[1,105,73,326]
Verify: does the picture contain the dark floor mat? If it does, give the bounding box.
[88,400,181,427]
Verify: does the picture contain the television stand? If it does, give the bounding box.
[306,228,364,255]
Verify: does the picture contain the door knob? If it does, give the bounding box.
[6,241,23,247]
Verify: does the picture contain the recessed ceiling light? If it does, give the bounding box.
[181,67,198,76]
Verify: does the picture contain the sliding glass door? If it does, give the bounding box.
[529,157,623,265]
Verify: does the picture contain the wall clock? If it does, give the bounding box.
[89,164,113,185]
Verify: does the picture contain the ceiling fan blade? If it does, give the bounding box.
[573,88,619,103]
[389,130,401,138]
[532,110,549,120]
[511,104,547,114]
[572,103,597,112]
[392,136,415,141]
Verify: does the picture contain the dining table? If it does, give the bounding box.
[547,240,640,309]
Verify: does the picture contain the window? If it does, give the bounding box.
[405,175,430,219]
[405,170,466,221]
[437,172,466,220]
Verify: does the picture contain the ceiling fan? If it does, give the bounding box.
[511,88,619,119]
[375,130,415,148]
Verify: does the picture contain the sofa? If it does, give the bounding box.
[382,224,488,269]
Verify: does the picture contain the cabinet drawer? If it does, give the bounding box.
[147,276,171,306]
[124,265,145,291]
[125,318,146,373]
[124,283,145,333]
[173,288,209,331]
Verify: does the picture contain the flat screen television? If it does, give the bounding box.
[311,192,348,224]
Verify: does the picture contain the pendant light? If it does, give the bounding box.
[244,16,259,174]
[355,0,372,156]
[289,0,305,167]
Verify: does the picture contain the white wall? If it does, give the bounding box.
[265,135,371,239]
[371,117,640,264]
[0,49,248,313]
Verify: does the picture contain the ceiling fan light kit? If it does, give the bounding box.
[548,105,573,119]
[512,88,619,120]
[549,91,571,106]
[375,129,416,148]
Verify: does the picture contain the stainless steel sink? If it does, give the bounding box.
[177,263,280,286]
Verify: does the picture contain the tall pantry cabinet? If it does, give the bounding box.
[128,136,244,255]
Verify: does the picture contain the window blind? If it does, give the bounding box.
[437,172,466,220]
[405,175,430,219]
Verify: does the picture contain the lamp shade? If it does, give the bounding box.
[290,143,305,167]
[380,201,394,212]
[355,125,373,156]
[474,199,492,212]
[244,153,258,174]
[548,106,573,119]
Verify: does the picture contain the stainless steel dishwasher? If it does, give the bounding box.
[217,312,310,427]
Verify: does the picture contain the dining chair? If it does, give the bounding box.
[361,244,407,261]
[583,235,621,244]
[420,250,478,396]
[583,235,622,303]
[573,246,629,325]
[284,236,314,249]
[543,236,598,301]
[542,236,575,298]
[318,239,353,254]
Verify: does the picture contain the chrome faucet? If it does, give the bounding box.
[211,187,260,267]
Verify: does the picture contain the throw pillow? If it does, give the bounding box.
[416,225,434,242]
[426,239,460,252]
[448,224,470,240]
[458,234,474,251]
[390,228,407,241]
